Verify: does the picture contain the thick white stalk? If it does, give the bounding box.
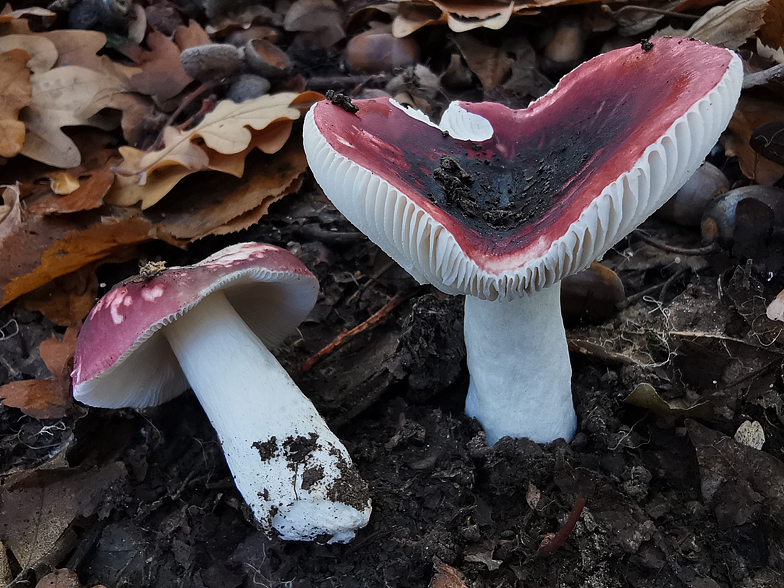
[463,283,576,445]
[163,290,370,542]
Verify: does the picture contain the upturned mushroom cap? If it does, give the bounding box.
[303,38,743,301]
[72,242,319,408]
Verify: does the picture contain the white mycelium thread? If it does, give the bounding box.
[303,53,743,303]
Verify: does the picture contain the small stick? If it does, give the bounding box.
[743,63,784,90]
[298,293,406,373]
[633,230,719,256]
[537,496,588,557]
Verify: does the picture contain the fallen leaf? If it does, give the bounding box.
[106,156,194,209]
[0,463,126,569]
[0,327,76,418]
[43,29,106,70]
[393,2,447,37]
[453,33,512,89]
[433,0,514,33]
[115,92,305,181]
[734,420,766,449]
[284,0,346,48]
[36,568,109,588]
[723,95,784,185]
[688,420,784,523]
[0,4,56,23]
[129,30,193,101]
[0,49,31,157]
[150,140,307,239]
[21,265,99,326]
[623,382,713,419]
[656,0,768,48]
[20,66,115,168]
[203,119,294,177]
[0,34,57,73]
[430,559,468,588]
[173,20,211,50]
[0,208,180,306]
[49,172,80,195]
[0,183,21,242]
[760,0,784,48]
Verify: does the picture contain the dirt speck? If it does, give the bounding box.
[252,437,278,461]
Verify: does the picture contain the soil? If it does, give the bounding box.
[3,179,784,587]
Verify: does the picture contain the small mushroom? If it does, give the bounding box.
[72,243,371,542]
[304,38,743,444]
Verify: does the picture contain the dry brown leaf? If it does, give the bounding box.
[21,265,99,326]
[106,156,195,209]
[116,92,305,180]
[49,172,80,195]
[0,4,56,23]
[761,0,784,48]
[0,208,179,306]
[393,2,447,37]
[43,29,106,70]
[150,140,307,239]
[129,30,193,101]
[173,20,211,50]
[430,559,468,588]
[0,327,76,418]
[36,568,108,588]
[723,95,784,185]
[453,33,512,89]
[0,463,126,569]
[0,183,21,243]
[204,119,294,177]
[433,0,514,32]
[0,49,31,157]
[0,34,57,73]
[20,66,116,168]
[656,0,768,48]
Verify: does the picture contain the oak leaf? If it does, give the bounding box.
[0,33,56,73]
[0,327,76,418]
[20,65,118,168]
[115,92,308,182]
[0,49,30,157]
[129,30,193,101]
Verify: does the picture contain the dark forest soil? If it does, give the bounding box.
[2,182,784,588]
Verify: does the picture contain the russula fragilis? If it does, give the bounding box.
[72,242,371,542]
[303,38,743,444]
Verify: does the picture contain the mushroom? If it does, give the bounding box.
[71,242,371,542]
[303,38,743,444]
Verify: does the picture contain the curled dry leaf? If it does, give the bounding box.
[430,559,468,588]
[115,92,313,182]
[0,4,56,23]
[0,183,20,243]
[173,20,212,50]
[655,0,768,49]
[21,264,99,326]
[0,208,180,307]
[0,326,77,418]
[148,139,307,240]
[0,34,57,73]
[623,382,713,420]
[20,66,118,168]
[129,30,193,101]
[0,49,31,157]
[0,462,127,570]
[723,95,784,185]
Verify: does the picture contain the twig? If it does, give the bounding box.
[743,63,784,90]
[602,5,700,20]
[537,496,588,557]
[618,267,687,309]
[632,230,719,256]
[150,81,214,151]
[298,293,407,373]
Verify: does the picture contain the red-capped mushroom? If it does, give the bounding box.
[303,38,743,444]
[72,242,371,542]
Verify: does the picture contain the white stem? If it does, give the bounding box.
[163,290,370,542]
[463,283,576,445]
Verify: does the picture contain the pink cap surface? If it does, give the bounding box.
[72,242,318,408]
[305,38,742,300]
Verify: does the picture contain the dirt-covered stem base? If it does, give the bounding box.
[163,290,371,542]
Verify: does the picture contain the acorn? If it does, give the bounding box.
[346,31,419,74]
[180,44,243,82]
[227,74,271,103]
[244,39,291,79]
[561,262,625,327]
[701,185,784,246]
[655,162,729,227]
